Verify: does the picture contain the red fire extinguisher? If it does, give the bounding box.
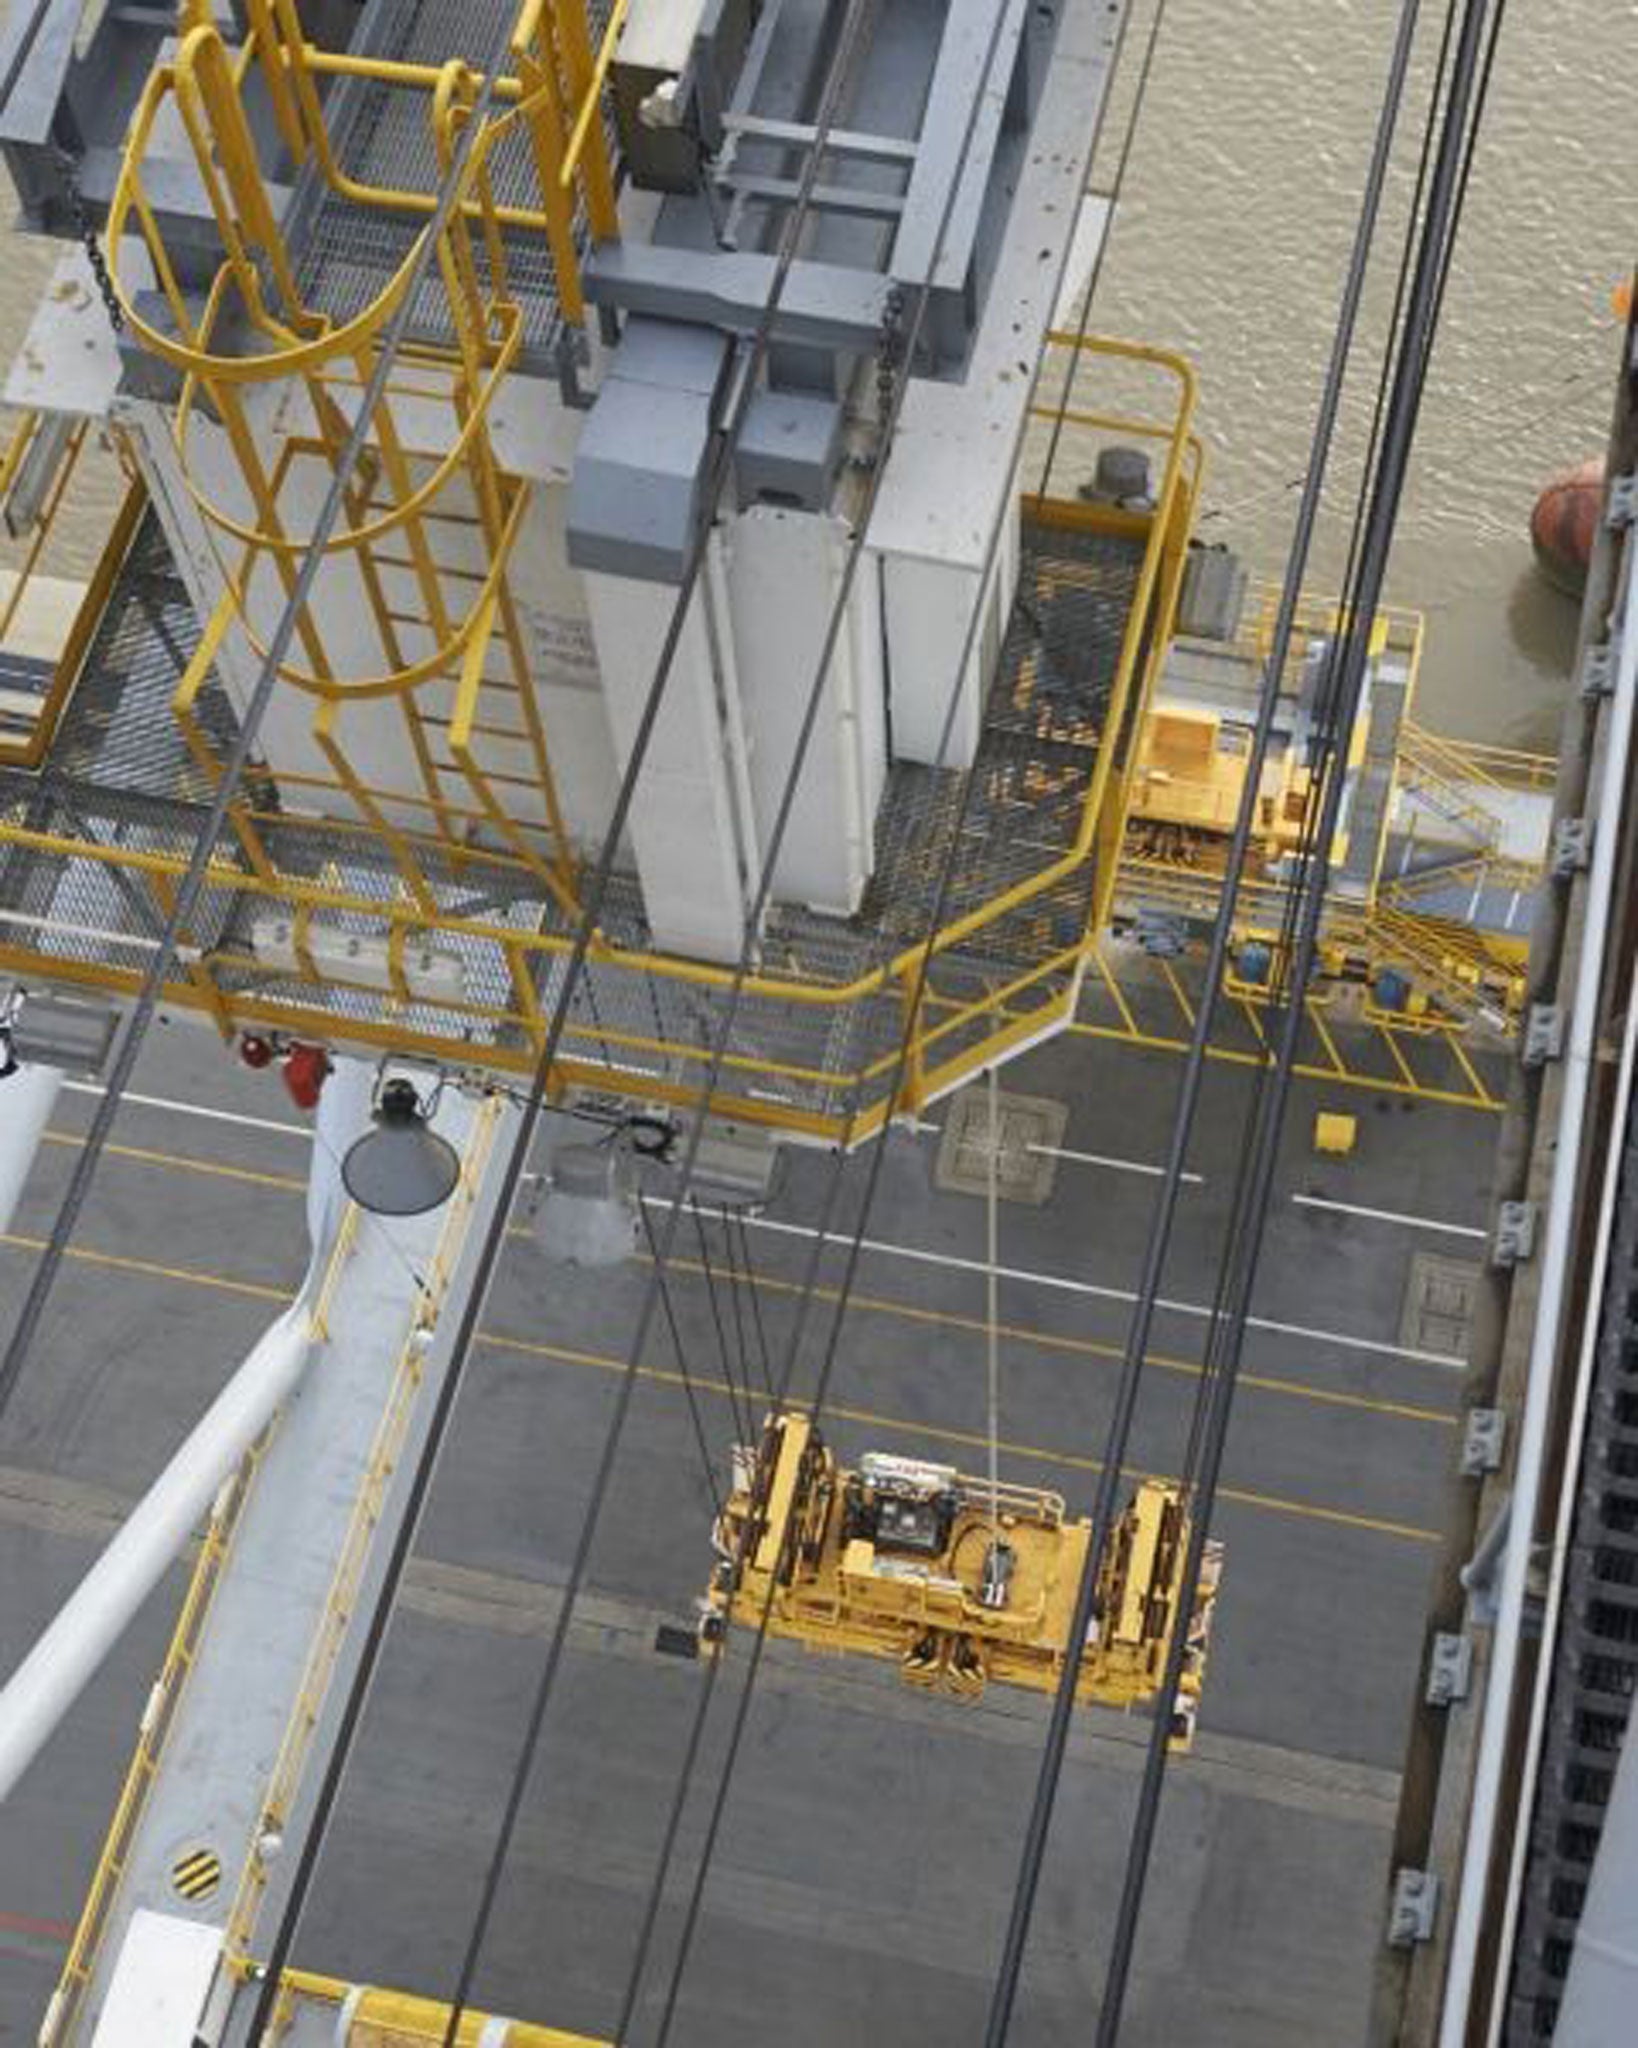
[281,1041,331,1111]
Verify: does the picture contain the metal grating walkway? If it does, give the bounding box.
[285,0,595,362]
[1505,1114,1638,2040]
[0,507,1142,1129]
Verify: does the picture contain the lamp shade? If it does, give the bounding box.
[341,1079,461,1216]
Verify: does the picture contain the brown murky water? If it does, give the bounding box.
[0,1,1627,743]
[1089,0,1632,746]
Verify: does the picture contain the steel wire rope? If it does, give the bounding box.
[638,1200,725,1523]
[618,134,1164,2048]
[1169,0,1463,1513]
[987,1056,1003,1530]
[1172,0,1490,1511]
[1166,0,1504,1698]
[240,0,898,2029]
[0,7,525,1428]
[1042,3,1487,2025]
[982,0,1436,2034]
[611,3,1200,2027]
[690,1195,752,1446]
[731,1208,775,1400]
[715,1204,763,1406]
[1167,0,1466,1518]
[1087,6,1504,2038]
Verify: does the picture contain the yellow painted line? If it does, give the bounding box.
[649,1253,1454,1430]
[41,1130,308,1195]
[1065,1016,1503,1112]
[0,1225,1435,1543]
[0,1232,291,1305]
[479,1330,1442,1546]
[26,1132,1452,1430]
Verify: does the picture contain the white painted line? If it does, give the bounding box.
[659,1197,1460,1369]
[1028,1142,1204,1186]
[1291,1192,1486,1241]
[59,1080,311,1142]
[905,1116,1200,1184]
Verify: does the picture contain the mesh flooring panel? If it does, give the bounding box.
[45,513,273,814]
[288,0,608,360]
[3,509,1142,1122]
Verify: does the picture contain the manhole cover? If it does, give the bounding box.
[1401,1252,1479,1360]
[934,1088,1069,1206]
[171,1847,222,1902]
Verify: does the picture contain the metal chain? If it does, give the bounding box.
[873,282,907,446]
[53,145,123,332]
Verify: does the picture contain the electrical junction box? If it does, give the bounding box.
[1178,543,1248,642]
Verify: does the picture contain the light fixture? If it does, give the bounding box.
[341,1076,461,1217]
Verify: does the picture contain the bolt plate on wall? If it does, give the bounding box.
[1401,1253,1479,1361]
[934,1087,1069,1206]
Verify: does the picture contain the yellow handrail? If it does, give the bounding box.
[0,439,148,772]
[140,332,1198,1007]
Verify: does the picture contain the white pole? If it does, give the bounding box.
[0,1060,367,1802]
[0,1062,62,1237]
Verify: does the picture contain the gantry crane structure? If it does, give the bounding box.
[0,0,1576,2043]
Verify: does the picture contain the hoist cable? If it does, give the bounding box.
[690,1196,750,1446]
[1089,7,1502,2039]
[323,0,1069,2021]
[717,1205,759,1419]
[1172,0,1461,1511]
[615,1,1196,2026]
[732,1209,776,1401]
[987,1059,1002,1532]
[982,1,1431,2035]
[638,1200,725,1523]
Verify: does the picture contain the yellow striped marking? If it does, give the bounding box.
[479,1331,1443,1547]
[0,1230,291,1303]
[40,1130,307,1195]
[171,1847,222,1901]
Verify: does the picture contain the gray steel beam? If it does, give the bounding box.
[584,242,892,353]
[721,112,918,163]
[716,170,905,220]
[888,0,1027,294]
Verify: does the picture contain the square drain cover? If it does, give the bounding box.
[1402,1252,1479,1360]
[935,1087,1069,1206]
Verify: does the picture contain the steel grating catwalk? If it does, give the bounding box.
[284,0,614,362]
[0,506,1142,1125]
[1504,1110,1638,2040]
